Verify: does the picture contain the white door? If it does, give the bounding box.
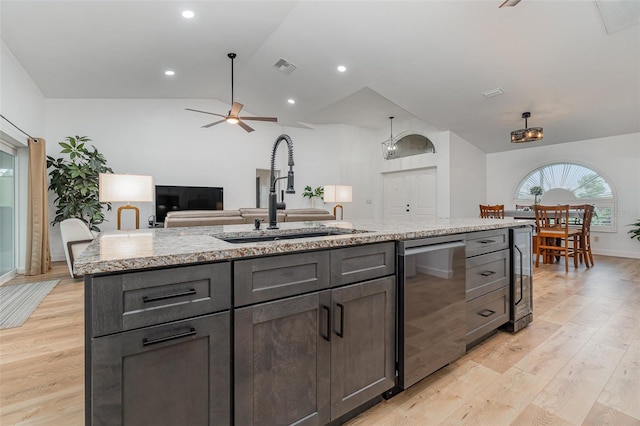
[383,168,437,221]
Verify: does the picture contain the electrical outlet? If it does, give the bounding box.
[594,236,600,242]
[365,199,372,204]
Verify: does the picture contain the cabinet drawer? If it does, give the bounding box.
[90,312,230,425]
[330,242,395,287]
[234,251,330,307]
[466,249,509,301]
[466,286,509,344]
[466,229,508,258]
[90,262,231,337]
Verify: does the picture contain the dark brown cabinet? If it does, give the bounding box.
[465,229,510,345]
[234,243,396,425]
[329,276,395,420]
[234,291,332,426]
[86,262,232,425]
[90,313,230,426]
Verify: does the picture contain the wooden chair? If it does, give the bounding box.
[479,204,504,219]
[533,205,581,273]
[570,204,595,267]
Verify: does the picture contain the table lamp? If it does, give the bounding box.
[99,173,153,230]
[323,185,352,220]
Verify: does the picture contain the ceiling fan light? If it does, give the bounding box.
[226,117,239,125]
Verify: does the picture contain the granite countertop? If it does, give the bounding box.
[74,218,525,275]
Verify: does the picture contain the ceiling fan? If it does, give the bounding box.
[186,53,277,133]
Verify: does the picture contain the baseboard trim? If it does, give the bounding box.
[593,249,640,259]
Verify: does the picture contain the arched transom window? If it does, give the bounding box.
[513,162,616,231]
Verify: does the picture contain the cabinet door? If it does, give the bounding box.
[235,291,331,426]
[330,276,396,420]
[89,312,230,426]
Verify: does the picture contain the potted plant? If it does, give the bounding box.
[628,220,640,242]
[47,135,113,232]
[302,185,324,208]
[529,186,544,205]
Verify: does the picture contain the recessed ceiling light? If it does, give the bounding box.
[287,99,295,104]
[182,10,195,19]
[337,65,347,73]
[165,70,175,76]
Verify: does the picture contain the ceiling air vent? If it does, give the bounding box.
[274,58,297,75]
[482,88,505,98]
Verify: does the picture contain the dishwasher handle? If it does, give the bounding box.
[402,241,465,256]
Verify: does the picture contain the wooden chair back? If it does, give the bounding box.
[479,204,504,219]
[533,204,581,272]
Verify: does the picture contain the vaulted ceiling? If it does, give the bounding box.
[1,0,638,153]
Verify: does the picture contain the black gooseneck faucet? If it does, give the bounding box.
[268,134,295,229]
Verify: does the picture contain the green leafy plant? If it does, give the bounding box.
[628,220,640,242]
[529,186,544,205]
[302,186,324,201]
[46,136,113,232]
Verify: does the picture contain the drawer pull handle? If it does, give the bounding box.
[143,288,197,303]
[335,303,345,338]
[478,309,496,318]
[142,327,197,346]
[477,239,497,244]
[479,270,496,277]
[321,305,331,342]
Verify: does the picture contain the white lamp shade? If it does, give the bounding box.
[323,185,352,203]
[99,173,154,203]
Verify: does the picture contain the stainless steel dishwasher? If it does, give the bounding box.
[397,235,467,390]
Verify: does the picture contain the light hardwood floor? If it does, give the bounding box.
[1,257,639,425]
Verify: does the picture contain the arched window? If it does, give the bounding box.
[386,134,436,159]
[513,162,616,232]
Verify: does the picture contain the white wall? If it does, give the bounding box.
[487,133,640,259]
[449,131,487,218]
[45,99,380,260]
[379,117,452,219]
[1,40,47,273]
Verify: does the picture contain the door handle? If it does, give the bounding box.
[335,303,345,338]
[515,245,524,305]
[142,327,197,346]
[143,288,196,303]
[477,239,496,244]
[320,305,331,342]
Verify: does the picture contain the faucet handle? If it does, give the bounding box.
[254,218,263,230]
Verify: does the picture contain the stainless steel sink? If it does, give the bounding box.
[214,228,365,244]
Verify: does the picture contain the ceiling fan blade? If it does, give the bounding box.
[499,0,521,7]
[237,120,255,133]
[186,108,226,118]
[239,116,278,122]
[202,119,226,128]
[230,102,244,116]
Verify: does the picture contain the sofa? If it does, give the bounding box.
[163,208,335,228]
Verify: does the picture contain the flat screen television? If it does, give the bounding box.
[155,185,223,223]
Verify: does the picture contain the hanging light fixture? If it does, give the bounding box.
[511,112,544,143]
[381,116,399,159]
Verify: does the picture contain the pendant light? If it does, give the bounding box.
[381,116,398,159]
[511,112,544,143]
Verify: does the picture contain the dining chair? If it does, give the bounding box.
[479,204,505,219]
[533,205,581,273]
[570,204,595,267]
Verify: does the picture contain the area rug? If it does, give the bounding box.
[0,280,60,330]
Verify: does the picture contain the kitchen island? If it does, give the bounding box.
[77,218,525,426]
